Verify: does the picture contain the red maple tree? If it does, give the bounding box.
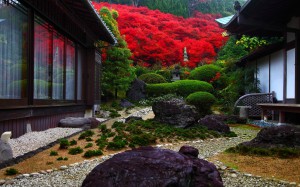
[92,2,227,68]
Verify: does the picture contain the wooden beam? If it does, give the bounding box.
[237,14,284,32]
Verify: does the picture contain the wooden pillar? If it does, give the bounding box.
[283,32,287,104]
[295,32,300,104]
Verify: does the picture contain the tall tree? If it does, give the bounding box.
[97,7,135,98]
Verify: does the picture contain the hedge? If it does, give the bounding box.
[186,91,216,116]
[146,80,213,97]
[189,64,221,82]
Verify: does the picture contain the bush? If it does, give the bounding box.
[83,150,103,158]
[50,150,58,156]
[146,80,213,98]
[138,73,167,84]
[189,64,221,82]
[186,91,216,116]
[59,138,70,149]
[68,147,84,155]
[57,157,68,161]
[69,139,77,146]
[85,143,93,148]
[78,130,95,140]
[130,133,156,146]
[5,168,18,175]
[107,139,127,150]
[156,70,171,82]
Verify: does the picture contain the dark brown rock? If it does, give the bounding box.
[198,115,230,133]
[242,125,300,149]
[179,145,199,158]
[126,78,146,102]
[82,146,223,187]
[152,98,199,128]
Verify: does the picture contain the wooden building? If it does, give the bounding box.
[0,0,117,137]
[216,0,300,123]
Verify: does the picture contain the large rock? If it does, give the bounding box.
[126,78,146,102]
[82,146,223,187]
[153,98,199,128]
[59,117,91,129]
[0,139,13,163]
[242,125,300,149]
[198,115,230,133]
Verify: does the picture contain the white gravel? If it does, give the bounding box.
[8,128,82,158]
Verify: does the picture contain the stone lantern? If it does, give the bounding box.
[171,65,181,81]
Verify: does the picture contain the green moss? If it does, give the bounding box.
[5,168,19,175]
[68,147,84,155]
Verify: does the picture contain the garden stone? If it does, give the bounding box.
[120,99,134,108]
[125,116,143,123]
[198,115,230,133]
[178,145,199,158]
[126,78,146,101]
[1,131,12,143]
[82,146,223,187]
[59,117,91,129]
[0,139,13,163]
[152,98,199,128]
[241,125,300,149]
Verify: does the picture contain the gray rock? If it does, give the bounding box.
[198,115,230,133]
[153,98,199,128]
[126,78,146,101]
[59,117,91,129]
[120,99,134,108]
[0,139,13,162]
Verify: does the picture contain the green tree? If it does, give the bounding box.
[98,7,135,98]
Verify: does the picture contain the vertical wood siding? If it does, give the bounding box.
[0,112,84,138]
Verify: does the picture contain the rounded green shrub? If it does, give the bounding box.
[186,91,216,116]
[156,70,171,82]
[138,73,167,84]
[172,80,213,97]
[146,80,213,98]
[189,64,221,82]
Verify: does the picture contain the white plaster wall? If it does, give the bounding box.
[287,48,295,99]
[270,50,284,101]
[256,56,269,93]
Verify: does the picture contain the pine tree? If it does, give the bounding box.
[98,7,135,98]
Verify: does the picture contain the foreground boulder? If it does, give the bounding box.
[152,98,199,128]
[241,125,300,149]
[82,146,223,187]
[198,115,230,133]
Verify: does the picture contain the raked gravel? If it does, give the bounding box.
[1,126,299,186]
[8,128,82,158]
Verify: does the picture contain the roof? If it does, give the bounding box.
[216,0,300,37]
[215,15,233,26]
[63,0,117,45]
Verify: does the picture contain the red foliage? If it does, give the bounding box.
[92,2,227,68]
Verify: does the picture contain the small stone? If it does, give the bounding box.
[40,170,47,174]
[23,174,30,177]
[289,182,296,185]
[4,180,13,185]
[30,172,40,176]
[60,165,68,170]
[230,173,237,178]
[46,169,53,173]
[0,179,6,185]
[244,173,252,177]
[220,166,227,170]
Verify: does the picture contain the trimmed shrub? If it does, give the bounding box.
[59,138,70,149]
[156,70,171,82]
[68,147,84,155]
[50,150,58,156]
[83,150,103,158]
[138,73,167,84]
[186,91,216,116]
[172,80,213,97]
[189,64,221,82]
[70,139,77,146]
[146,80,213,98]
[5,168,18,175]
